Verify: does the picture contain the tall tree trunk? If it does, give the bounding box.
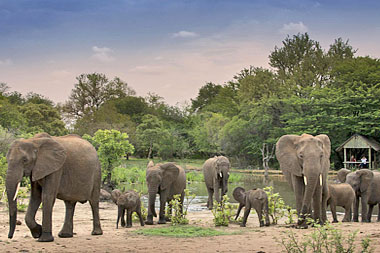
[261,143,275,183]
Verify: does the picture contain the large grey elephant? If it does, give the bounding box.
[145,161,186,225]
[342,169,380,222]
[6,133,103,242]
[203,156,230,209]
[276,134,331,228]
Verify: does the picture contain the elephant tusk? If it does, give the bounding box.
[227,172,230,176]
[320,174,323,186]
[303,176,307,186]
[219,172,223,178]
[13,182,21,201]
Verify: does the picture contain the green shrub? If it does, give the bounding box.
[186,171,204,182]
[112,166,145,186]
[166,189,196,225]
[228,173,242,183]
[279,221,373,253]
[264,186,286,224]
[211,195,235,226]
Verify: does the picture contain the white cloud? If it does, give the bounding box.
[172,30,199,38]
[91,46,115,63]
[279,22,308,35]
[129,65,164,75]
[0,59,12,66]
[51,70,72,78]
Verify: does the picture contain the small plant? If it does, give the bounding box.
[166,189,196,225]
[285,206,298,224]
[263,186,286,224]
[211,195,235,226]
[278,221,373,253]
[16,188,29,212]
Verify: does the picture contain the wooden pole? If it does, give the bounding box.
[369,148,372,169]
[344,148,347,169]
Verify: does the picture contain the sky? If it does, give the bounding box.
[1,0,380,105]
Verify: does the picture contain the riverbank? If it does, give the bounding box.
[0,200,378,252]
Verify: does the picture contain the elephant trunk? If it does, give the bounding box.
[5,164,23,239]
[301,174,319,214]
[6,179,21,239]
[148,191,157,217]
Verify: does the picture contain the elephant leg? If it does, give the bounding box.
[330,203,338,223]
[121,208,126,227]
[158,192,167,224]
[256,207,264,227]
[292,175,304,215]
[377,204,380,222]
[342,205,351,222]
[116,206,123,229]
[361,196,369,222]
[207,187,214,210]
[25,181,42,239]
[89,198,103,235]
[137,208,145,226]
[367,204,374,222]
[235,203,243,220]
[58,201,77,238]
[264,200,270,226]
[321,182,328,223]
[353,196,359,222]
[126,209,132,228]
[240,202,251,227]
[180,191,185,214]
[38,183,58,242]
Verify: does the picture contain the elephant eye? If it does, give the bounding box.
[22,157,28,163]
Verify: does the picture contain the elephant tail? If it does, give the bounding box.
[233,187,246,204]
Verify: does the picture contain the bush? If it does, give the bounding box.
[279,221,373,253]
[211,195,235,226]
[112,166,145,186]
[264,186,287,224]
[167,189,196,225]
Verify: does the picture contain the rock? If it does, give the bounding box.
[16,220,22,225]
[99,189,111,201]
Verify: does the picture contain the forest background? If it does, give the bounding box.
[1,33,380,172]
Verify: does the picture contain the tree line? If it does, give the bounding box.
[1,33,380,169]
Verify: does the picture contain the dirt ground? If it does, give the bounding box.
[1,200,380,253]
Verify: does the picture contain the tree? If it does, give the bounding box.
[135,114,165,158]
[63,73,135,119]
[190,82,222,112]
[84,129,134,187]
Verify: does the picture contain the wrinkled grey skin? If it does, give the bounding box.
[276,134,331,228]
[111,189,144,228]
[343,169,380,222]
[233,187,270,227]
[327,183,355,222]
[203,156,230,210]
[145,161,186,225]
[6,133,102,242]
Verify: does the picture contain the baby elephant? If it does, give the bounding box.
[327,183,355,223]
[233,187,270,227]
[111,189,145,228]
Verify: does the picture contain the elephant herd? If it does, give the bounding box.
[5,132,380,243]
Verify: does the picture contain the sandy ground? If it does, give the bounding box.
[1,200,380,253]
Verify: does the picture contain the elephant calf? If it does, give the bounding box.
[327,183,355,222]
[233,187,270,227]
[111,189,144,228]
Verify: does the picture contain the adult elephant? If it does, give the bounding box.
[276,134,331,228]
[203,156,230,209]
[344,169,380,222]
[6,133,103,242]
[145,161,186,225]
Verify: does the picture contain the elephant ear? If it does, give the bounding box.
[337,168,351,183]
[31,137,67,182]
[316,134,331,159]
[232,187,246,205]
[111,189,122,204]
[159,163,180,190]
[276,135,302,177]
[357,169,374,192]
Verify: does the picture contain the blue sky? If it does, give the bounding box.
[1,0,380,104]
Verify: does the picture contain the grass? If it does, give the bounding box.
[133,226,237,237]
